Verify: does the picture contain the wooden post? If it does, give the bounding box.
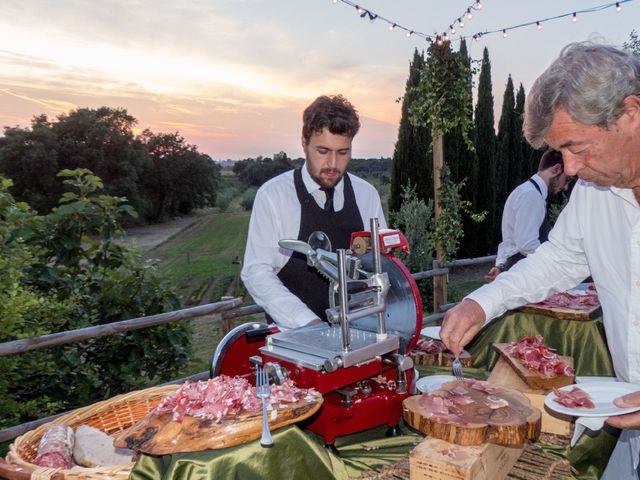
[432,131,447,314]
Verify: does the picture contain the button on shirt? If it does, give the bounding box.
[468,180,640,384]
[241,166,386,329]
[495,174,548,266]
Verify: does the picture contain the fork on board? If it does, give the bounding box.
[255,366,274,448]
[452,356,464,380]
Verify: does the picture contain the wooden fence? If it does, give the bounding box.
[0,255,494,442]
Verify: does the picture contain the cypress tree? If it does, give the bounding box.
[515,83,539,177]
[495,75,517,243]
[472,47,496,255]
[389,49,432,213]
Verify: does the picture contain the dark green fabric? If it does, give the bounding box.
[130,311,617,480]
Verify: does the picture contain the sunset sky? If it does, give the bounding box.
[1,0,638,160]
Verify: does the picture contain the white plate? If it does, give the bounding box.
[416,375,457,393]
[544,382,640,417]
[420,326,441,340]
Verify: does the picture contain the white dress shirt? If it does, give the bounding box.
[241,165,386,329]
[495,174,548,266]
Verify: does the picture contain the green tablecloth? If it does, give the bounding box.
[130,311,618,480]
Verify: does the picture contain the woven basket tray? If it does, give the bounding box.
[1,384,179,480]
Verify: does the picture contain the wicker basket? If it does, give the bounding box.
[2,384,179,480]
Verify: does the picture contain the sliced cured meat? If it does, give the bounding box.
[553,386,595,409]
[534,291,600,311]
[413,338,446,354]
[34,425,75,469]
[505,335,575,378]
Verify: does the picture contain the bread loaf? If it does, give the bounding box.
[73,425,134,467]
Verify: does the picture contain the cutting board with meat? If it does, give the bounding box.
[410,338,473,367]
[493,336,575,392]
[519,291,601,321]
[114,376,322,455]
[402,379,541,446]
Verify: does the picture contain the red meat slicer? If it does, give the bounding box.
[211,219,423,450]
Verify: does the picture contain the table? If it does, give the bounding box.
[130,311,618,480]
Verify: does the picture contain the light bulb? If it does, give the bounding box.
[502,30,508,38]
[466,8,473,19]
[459,19,465,28]
[572,12,577,22]
[473,34,480,42]
[536,21,542,30]
[406,30,412,38]
[449,25,456,34]
[616,2,621,11]
[389,23,395,31]
[475,1,483,9]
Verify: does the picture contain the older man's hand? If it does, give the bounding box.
[439,299,486,356]
[606,391,640,429]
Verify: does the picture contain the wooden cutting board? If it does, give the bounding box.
[411,349,473,367]
[493,343,575,391]
[114,392,323,454]
[403,380,541,446]
[518,303,601,321]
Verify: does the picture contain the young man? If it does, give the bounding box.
[485,149,571,282]
[241,95,385,329]
[440,41,640,478]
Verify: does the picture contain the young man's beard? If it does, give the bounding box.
[310,168,344,189]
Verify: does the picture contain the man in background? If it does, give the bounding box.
[485,149,571,282]
[440,41,640,478]
[241,95,385,329]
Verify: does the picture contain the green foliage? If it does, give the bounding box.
[240,186,258,211]
[409,42,475,150]
[234,153,293,187]
[624,29,640,55]
[0,108,220,224]
[0,170,191,429]
[390,49,433,214]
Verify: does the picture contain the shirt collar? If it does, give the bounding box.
[301,163,345,194]
[610,185,640,207]
[531,174,548,200]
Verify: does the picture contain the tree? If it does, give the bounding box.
[515,83,542,176]
[473,47,497,254]
[389,49,432,213]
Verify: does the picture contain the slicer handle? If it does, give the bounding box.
[279,239,314,258]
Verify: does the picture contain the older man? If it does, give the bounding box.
[241,95,385,329]
[440,41,640,478]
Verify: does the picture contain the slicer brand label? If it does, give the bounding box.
[383,234,401,247]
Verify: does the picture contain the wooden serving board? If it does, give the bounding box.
[403,380,541,446]
[493,343,575,391]
[411,349,473,367]
[114,392,323,455]
[518,303,601,321]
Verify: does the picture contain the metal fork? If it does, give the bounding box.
[452,357,464,380]
[255,366,274,448]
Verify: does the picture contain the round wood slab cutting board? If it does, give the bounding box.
[114,391,323,454]
[403,380,541,446]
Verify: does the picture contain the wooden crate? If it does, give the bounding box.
[409,437,523,480]
[488,357,573,436]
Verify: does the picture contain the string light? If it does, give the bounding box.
[329,0,632,45]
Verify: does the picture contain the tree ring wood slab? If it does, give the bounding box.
[411,349,473,367]
[403,380,541,446]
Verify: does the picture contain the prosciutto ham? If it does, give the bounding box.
[154,375,314,423]
[534,291,600,311]
[413,338,447,354]
[505,335,575,378]
[553,386,595,409]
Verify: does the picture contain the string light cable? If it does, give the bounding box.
[465,0,632,42]
[331,0,483,43]
[328,0,633,45]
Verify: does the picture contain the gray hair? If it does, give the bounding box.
[524,41,640,149]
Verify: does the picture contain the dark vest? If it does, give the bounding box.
[276,168,365,322]
[504,178,552,271]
